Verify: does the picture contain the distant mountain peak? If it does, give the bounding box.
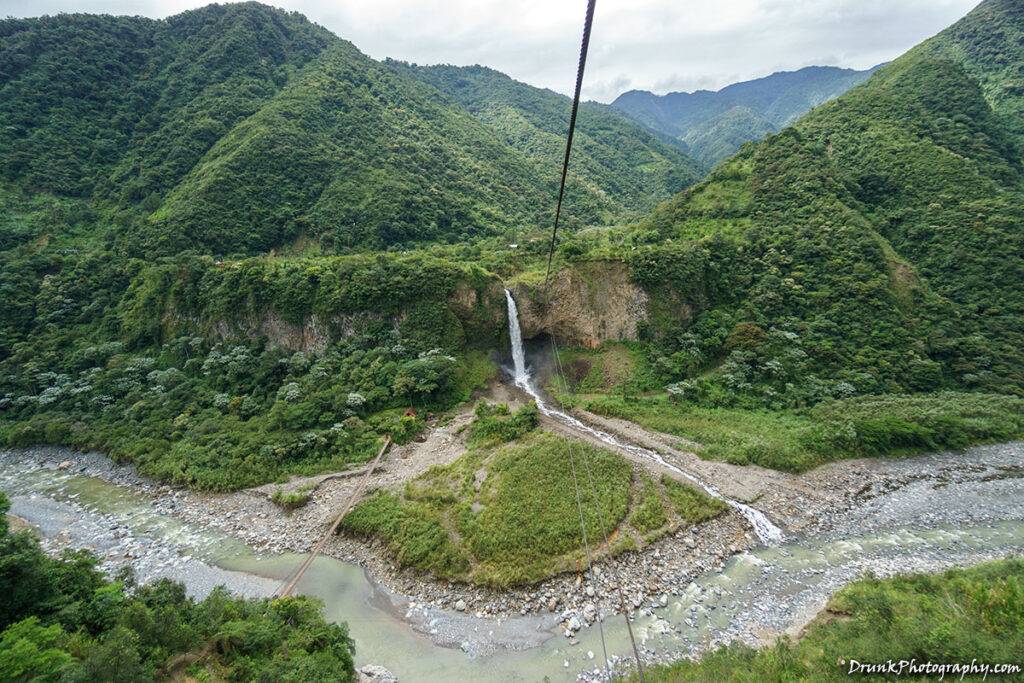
[610,64,880,166]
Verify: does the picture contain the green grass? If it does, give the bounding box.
[662,475,728,523]
[451,351,499,402]
[555,343,657,395]
[270,486,313,510]
[583,394,824,470]
[467,402,538,447]
[340,409,727,586]
[628,476,669,535]
[584,392,1024,472]
[625,558,1024,682]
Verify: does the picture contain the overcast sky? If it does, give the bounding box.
[1,0,980,102]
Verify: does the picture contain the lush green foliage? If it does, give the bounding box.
[394,63,702,213]
[0,4,537,491]
[585,392,1024,471]
[0,3,701,256]
[599,0,1024,412]
[3,0,1024,494]
[661,475,727,522]
[612,65,878,166]
[0,249,502,490]
[467,401,539,447]
[0,5,334,203]
[341,416,725,586]
[626,558,1024,682]
[0,492,355,681]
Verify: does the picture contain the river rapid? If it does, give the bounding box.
[3,441,1023,681]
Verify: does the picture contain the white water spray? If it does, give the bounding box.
[504,289,783,545]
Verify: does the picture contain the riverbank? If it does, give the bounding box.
[2,442,1023,681]
[627,558,1024,682]
[0,443,756,637]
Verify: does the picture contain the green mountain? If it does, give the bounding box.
[612,65,880,166]
[0,4,333,205]
[1,0,1022,491]
[629,0,1024,405]
[391,62,703,213]
[0,3,701,256]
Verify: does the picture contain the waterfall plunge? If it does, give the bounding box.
[503,289,783,546]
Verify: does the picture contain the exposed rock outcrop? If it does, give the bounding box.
[208,280,507,353]
[510,261,648,348]
[446,281,508,345]
[212,310,387,353]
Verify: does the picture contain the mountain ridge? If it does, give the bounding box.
[0,2,703,256]
[630,0,1024,405]
[612,64,882,166]
[391,61,703,213]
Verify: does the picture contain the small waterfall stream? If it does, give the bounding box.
[504,289,784,545]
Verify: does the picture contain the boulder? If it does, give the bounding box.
[359,665,398,683]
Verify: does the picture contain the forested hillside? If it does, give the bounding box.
[1,0,1023,489]
[634,0,1024,402]
[393,63,703,211]
[0,3,700,256]
[612,65,879,166]
[557,0,1024,466]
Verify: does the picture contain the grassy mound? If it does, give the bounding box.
[626,558,1024,682]
[340,409,726,586]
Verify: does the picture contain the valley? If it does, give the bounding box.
[1,0,1023,679]
[4,433,1023,680]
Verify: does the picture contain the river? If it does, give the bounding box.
[3,442,1023,681]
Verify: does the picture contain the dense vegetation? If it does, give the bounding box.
[393,63,703,212]
[0,3,701,257]
[626,558,1024,682]
[583,391,1024,472]
[0,2,698,492]
[556,0,1024,423]
[2,0,1024,492]
[0,249,501,490]
[0,492,356,680]
[612,65,879,166]
[340,405,725,586]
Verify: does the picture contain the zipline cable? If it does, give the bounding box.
[537,0,646,678]
[542,0,597,308]
[550,334,645,680]
[563,407,612,674]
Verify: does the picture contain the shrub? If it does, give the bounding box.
[270,486,313,510]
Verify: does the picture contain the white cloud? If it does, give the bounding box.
[0,0,981,102]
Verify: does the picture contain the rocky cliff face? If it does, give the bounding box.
[510,262,649,348]
[209,280,508,353]
[211,310,384,353]
[203,263,642,353]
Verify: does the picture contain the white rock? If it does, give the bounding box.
[455,599,466,612]
[359,664,398,683]
[648,618,673,636]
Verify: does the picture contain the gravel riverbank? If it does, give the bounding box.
[4,438,1023,668]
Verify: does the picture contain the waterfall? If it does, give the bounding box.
[505,289,529,385]
[503,289,783,546]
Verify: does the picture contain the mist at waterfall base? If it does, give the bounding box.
[503,289,784,546]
